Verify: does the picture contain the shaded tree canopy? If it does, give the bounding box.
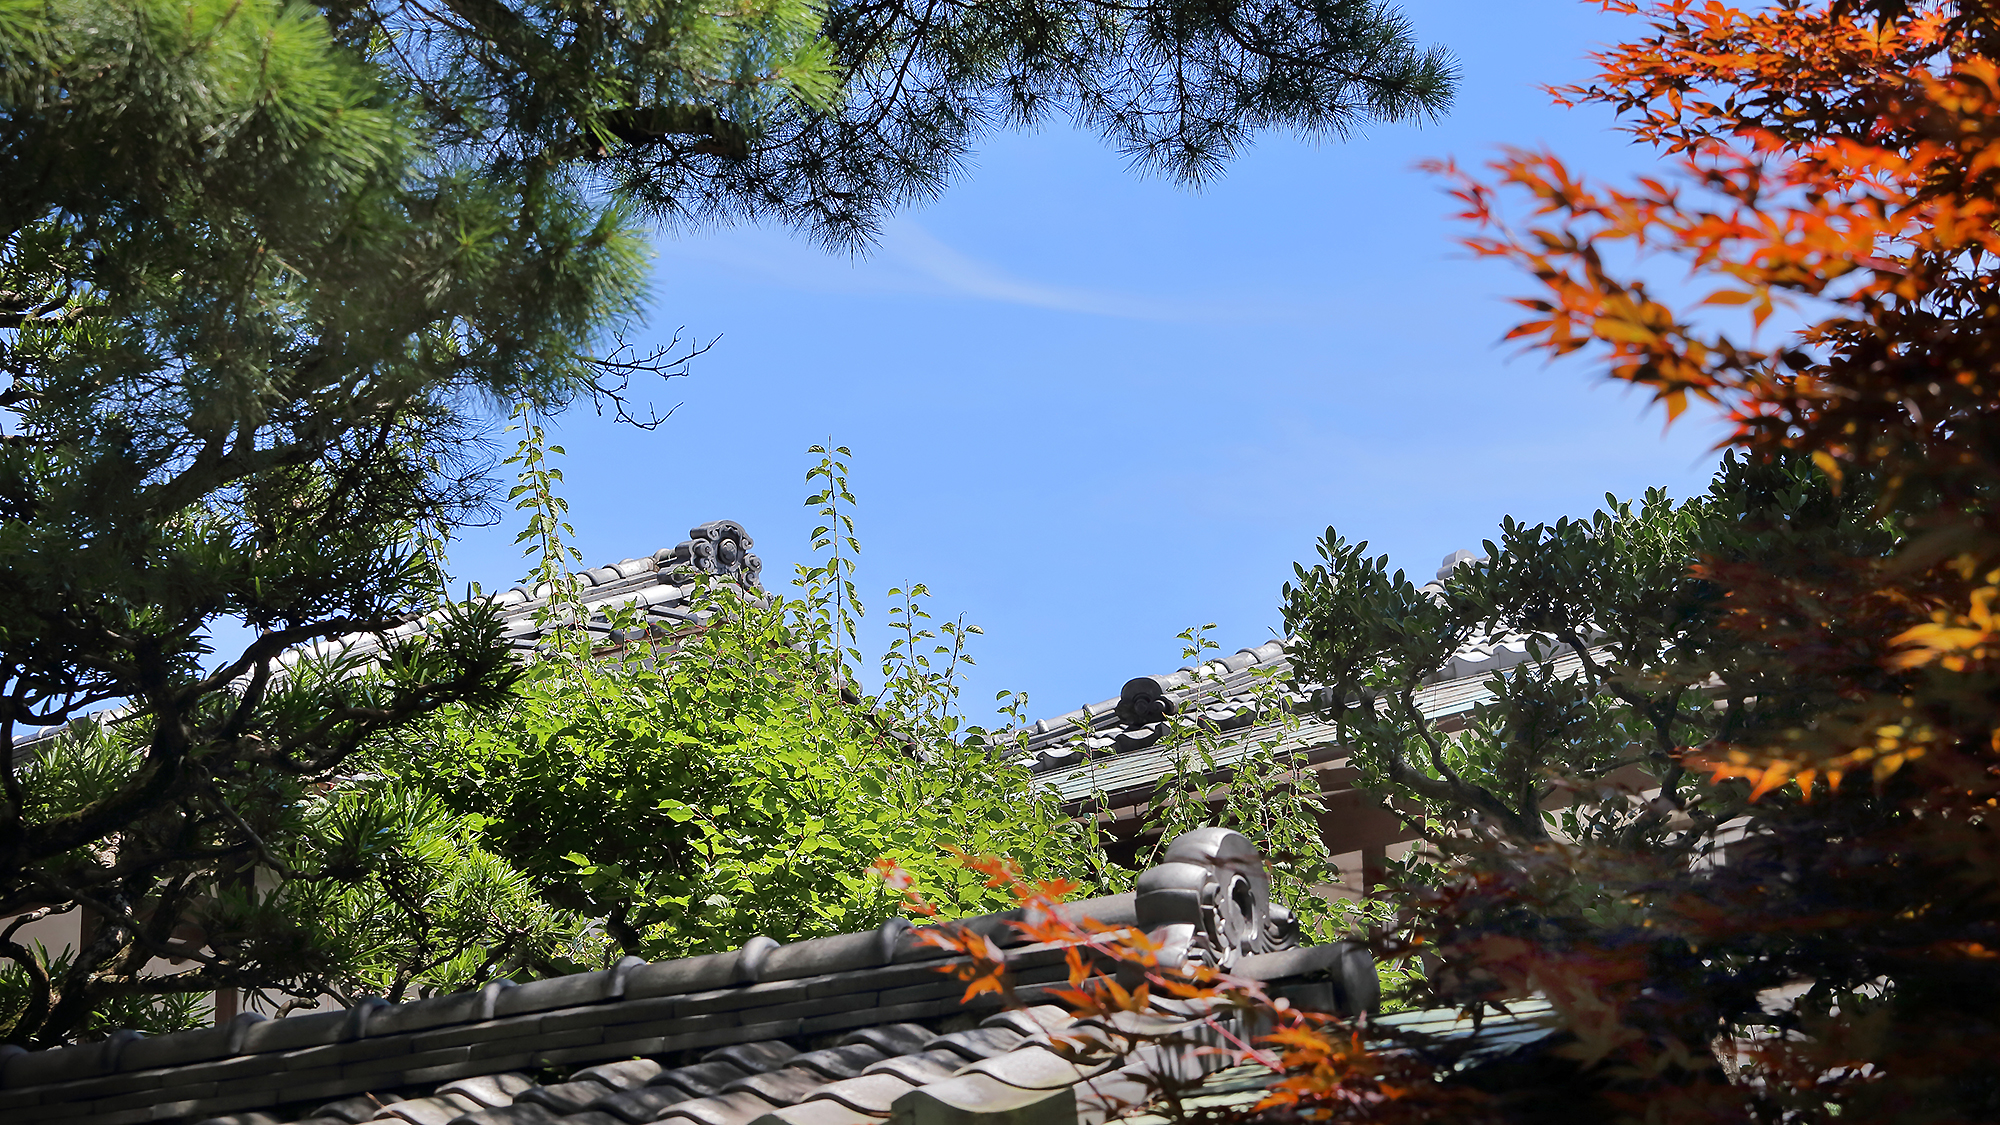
[331,0,1458,245]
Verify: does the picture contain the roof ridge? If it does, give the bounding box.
[11,521,763,752]
[0,830,1371,1125]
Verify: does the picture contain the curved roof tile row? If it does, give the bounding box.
[1005,554,1608,802]
[0,832,1374,1125]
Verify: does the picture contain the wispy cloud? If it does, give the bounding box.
[882,222,1231,321]
[653,217,1314,323]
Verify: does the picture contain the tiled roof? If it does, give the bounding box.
[11,522,764,756]
[1010,553,1599,804]
[290,520,766,664]
[0,830,1377,1125]
[1374,998,1559,1069]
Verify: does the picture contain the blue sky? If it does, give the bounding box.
[442,0,1734,723]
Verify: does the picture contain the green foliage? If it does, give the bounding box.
[333,0,1457,247]
[0,0,650,1045]
[503,405,593,636]
[0,942,207,1042]
[1282,453,1890,857]
[1277,452,1901,1067]
[0,717,582,1039]
[292,781,595,1001]
[374,449,1108,960]
[1125,624,1338,943]
[799,443,866,686]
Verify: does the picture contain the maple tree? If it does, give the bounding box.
[1383,0,2000,1119]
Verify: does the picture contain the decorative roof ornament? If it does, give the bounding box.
[1112,678,1177,728]
[1435,548,1482,582]
[1134,827,1299,973]
[656,521,762,587]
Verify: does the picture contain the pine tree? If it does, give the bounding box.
[0,0,652,1043]
[326,0,1458,246]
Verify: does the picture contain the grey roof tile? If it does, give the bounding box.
[928,1028,1026,1063]
[625,951,747,1000]
[1372,996,1558,1063]
[701,1043,799,1074]
[889,1073,1076,1125]
[591,1087,688,1124]
[371,992,494,1038]
[0,528,768,766]
[516,1081,614,1113]
[976,1007,1072,1039]
[1014,627,1617,799]
[798,1073,917,1115]
[574,1061,665,1091]
[1069,1070,1156,1125]
[1069,1009,1200,1043]
[239,1008,352,1048]
[1109,727,1159,752]
[772,1046,874,1082]
[746,1100,879,1125]
[718,1068,827,1106]
[654,1090,777,1125]
[678,978,814,1018]
[3,828,1378,1125]
[833,1024,935,1057]
[380,1095,480,1125]
[858,1050,961,1087]
[450,1107,561,1125]
[961,1047,1114,1093]
[646,1061,750,1098]
[309,1096,405,1124]
[120,1025,235,1072]
[755,930,897,982]
[495,971,627,1017]
[434,1076,533,1108]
